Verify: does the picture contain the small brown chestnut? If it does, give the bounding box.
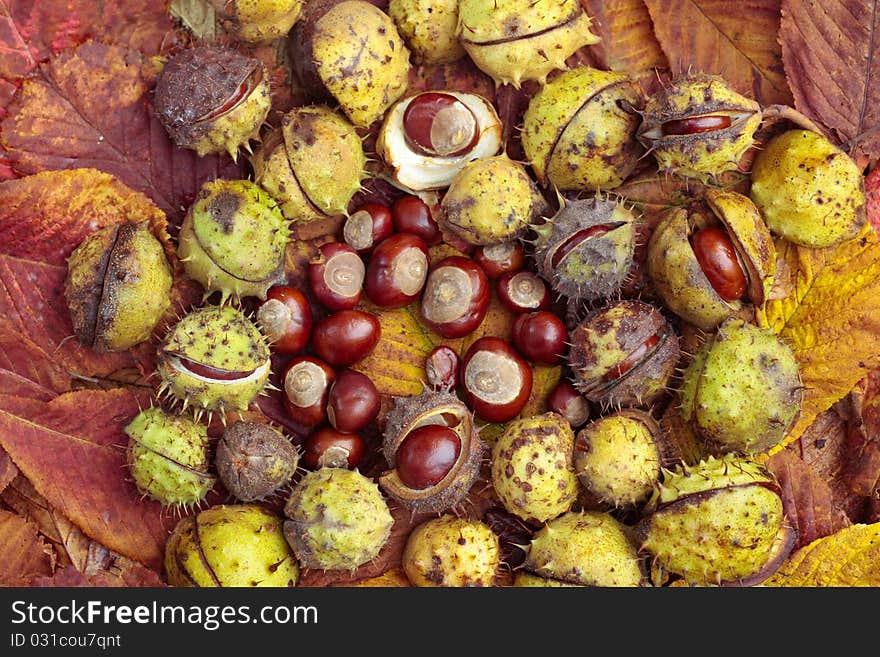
[473,241,526,279]
[425,345,460,390]
[512,310,568,365]
[392,195,442,245]
[282,356,335,427]
[343,202,394,253]
[497,270,550,314]
[402,91,480,157]
[420,256,489,338]
[690,226,747,302]
[302,426,365,470]
[546,381,590,428]
[326,369,380,434]
[308,242,365,310]
[395,424,462,490]
[461,336,532,423]
[312,309,381,366]
[256,285,313,355]
[364,232,430,308]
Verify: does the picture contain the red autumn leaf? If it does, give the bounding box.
[846,369,880,497]
[867,165,880,235]
[0,388,175,570]
[0,41,245,220]
[0,509,55,585]
[643,0,793,106]
[0,318,70,399]
[0,448,17,494]
[779,0,880,168]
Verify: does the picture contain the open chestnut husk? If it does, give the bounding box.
[647,189,775,330]
[379,390,484,514]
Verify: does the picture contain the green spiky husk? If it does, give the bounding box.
[283,468,394,571]
[124,407,215,507]
[533,196,637,301]
[402,515,500,587]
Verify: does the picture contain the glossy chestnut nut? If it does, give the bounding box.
[364,232,430,308]
[312,309,381,366]
[343,202,394,253]
[256,285,313,355]
[420,256,490,338]
[473,241,526,279]
[326,369,380,434]
[302,426,365,470]
[547,381,590,428]
[496,270,550,314]
[512,310,568,365]
[402,91,479,157]
[395,424,462,490]
[425,345,460,390]
[690,226,747,302]
[662,114,732,135]
[308,242,365,311]
[461,336,532,423]
[282,356,335,427]
[392,195,442,245]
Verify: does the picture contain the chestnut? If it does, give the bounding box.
[308,242,365,311]
[312,309,381,366]
[343,202,394,253]
[547,381,590,428]
[282,356,335,427]
[424,345,460,391]
[256,285,313,355]
[302,425,365,470]
[512,310,568,365]
[461,336,532,423]
[420,256,489,338]
[690,226,747,302]
[392,195,442,245]
[473,241,526,279]
[364,232,430,308]
[496,270,550,314]
[395,424,462,490]
[326,369,380,434]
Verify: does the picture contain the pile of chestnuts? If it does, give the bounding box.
[61,0,869,588]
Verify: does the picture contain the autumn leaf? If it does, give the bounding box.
[766,448,850,548]
[867,165,880,234]
[779,0,880,167]
[643,0,793,106]
[0,449,18,494]
[763,522,880,586]
[352,567,411,587]
[846,370,880,497]
[0,41,245,220]
[0,509,55,585]
[0,388,174,570]
[756,225,880,450]
[581,0,669,76]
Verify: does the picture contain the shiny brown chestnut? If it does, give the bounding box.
[256,285,313,355]
[497,270,550,314]
[282,356,335,427]
[473,241,526,279]
[420,256,490,338]
[312,309,381,366]
[326,369,380,434]
[512,310,568,365]
[302,425,365,470]
[380,390,484,513]
[364,233,430,308]
[547,381,590,428]
[460,336,532,423]
[425,345,460,390]
[308,242,365,311]
[392,195,442,245]
[343,202,394,253]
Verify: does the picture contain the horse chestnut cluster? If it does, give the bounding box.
[64,0,866,589]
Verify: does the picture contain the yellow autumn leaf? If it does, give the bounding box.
[756,224,880,452]
[763,523,880,587]
[353,567,411,587]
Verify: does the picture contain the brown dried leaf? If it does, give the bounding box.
[0,509,55,585]
[780,0,880,167]
[581,0,668,74]
[757,226,880,450]
[643,0,793,106]
[352,567,411,587]
[0,388,173,570]
[846,370,880,497]
[766,448,851,548]
[763,522,880,586]
[0,449,17,495]
[32,562,164,588]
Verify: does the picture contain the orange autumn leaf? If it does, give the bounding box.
[0,450,17,495]
[756,225,880,450]
[581,0,668,75]
[0,509,55,585]
[763,522,880,587]
[352,567,411,587]
[0,388,175,570]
